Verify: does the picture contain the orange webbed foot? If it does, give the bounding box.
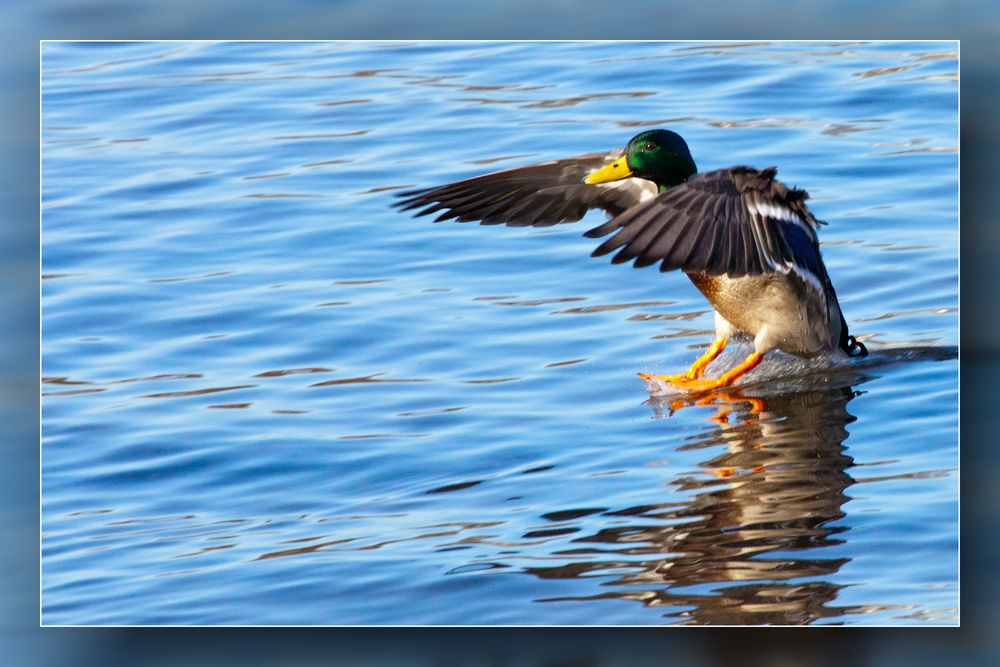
[669,377,727,394]
[640,351,763,395]
[637,371,689,385]
[637,339,729,389]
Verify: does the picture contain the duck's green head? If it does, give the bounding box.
[585,129,697,191]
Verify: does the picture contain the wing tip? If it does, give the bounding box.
[583,219,620,239]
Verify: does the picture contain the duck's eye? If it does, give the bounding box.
[642,142,657,151]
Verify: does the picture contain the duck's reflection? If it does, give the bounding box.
[525,376,864,625]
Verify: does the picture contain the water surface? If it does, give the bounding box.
[42,41,958,625]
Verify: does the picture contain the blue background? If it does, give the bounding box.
[40,40,957,626]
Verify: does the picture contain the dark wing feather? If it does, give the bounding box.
[395,152,657,227]
[585,166,828,280]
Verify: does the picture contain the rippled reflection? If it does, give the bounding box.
[525,375,865,625]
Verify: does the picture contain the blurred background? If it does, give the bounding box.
[5,0,998,665]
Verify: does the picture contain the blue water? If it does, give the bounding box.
[41,41,958,625]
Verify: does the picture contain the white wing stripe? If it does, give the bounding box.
[748,211,776,270]
[746,200,815,237]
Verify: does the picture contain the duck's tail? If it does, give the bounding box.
[838,311,868,357]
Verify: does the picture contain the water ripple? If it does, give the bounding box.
[42,40,957,626]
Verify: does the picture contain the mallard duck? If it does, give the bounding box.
[396,129,867,392]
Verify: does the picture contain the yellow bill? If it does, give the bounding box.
[584,158,633,184]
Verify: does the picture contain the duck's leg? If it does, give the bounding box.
[671,351,764,394]
[638,338,727,384]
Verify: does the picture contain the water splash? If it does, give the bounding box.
[642,344,957,397]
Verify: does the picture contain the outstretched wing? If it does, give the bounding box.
[584,166,828,281]
[395,151,657,227]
